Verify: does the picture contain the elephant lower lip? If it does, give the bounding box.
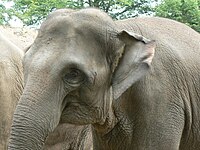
[60,102,79,123]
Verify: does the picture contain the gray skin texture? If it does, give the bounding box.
[8,8,200,150]
[0,32,24,149]
[44,123,92,150]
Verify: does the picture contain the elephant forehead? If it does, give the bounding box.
[39,19,108,47]
[25,9,117,77]
[33,23,109,67]
[24,34,107,80]
[35,32,106,64]
[38,10,118,49]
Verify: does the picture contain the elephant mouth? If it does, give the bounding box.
[60,95,92,125]
[61,95,79,117]
[60,101,81,124]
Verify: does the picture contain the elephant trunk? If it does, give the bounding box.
[8,81,63,149]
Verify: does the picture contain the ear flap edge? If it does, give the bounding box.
[112,30,156,100]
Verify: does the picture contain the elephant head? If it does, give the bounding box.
[8,8,155,149]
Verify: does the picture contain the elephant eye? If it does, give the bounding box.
[64,68,85,85]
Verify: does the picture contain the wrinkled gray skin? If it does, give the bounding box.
[0,32,24,149]
[44,123,92,150]
[9,8,200,150]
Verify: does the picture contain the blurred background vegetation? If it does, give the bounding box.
[0,0,199,32]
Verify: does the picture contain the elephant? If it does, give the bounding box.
[0,28,92,150]
[0,32,24,149]
[8,8,200,150]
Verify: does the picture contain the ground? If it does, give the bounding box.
[0,25,37,50]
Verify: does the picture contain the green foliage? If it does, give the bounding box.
[155,0,200,32]
[0,4,6,24]
[0,2,12,25]
[84,0,158,19]
[0,0,199,33]
[8,0,71,26]
[3,0,157,26]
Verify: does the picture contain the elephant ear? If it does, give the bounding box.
[112,30,156,100]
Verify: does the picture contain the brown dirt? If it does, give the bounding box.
[0,25,38,50]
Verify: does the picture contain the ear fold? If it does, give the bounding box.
[112,30,156,100]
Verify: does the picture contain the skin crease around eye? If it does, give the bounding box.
[64,68,85,85]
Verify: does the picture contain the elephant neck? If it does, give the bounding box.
[91,100,133,150]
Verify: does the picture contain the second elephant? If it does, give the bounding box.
[0,31,24,150]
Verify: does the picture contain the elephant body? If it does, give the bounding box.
[118,18,200,149]
[8,8,200,150]
[0,32,24,150]
[93,17,200,150]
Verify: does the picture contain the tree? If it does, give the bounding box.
[0,2,13,25]
[155,0,200,32]
[3,0,157,26]
[1,0,199,33]
[0,4,6,25]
